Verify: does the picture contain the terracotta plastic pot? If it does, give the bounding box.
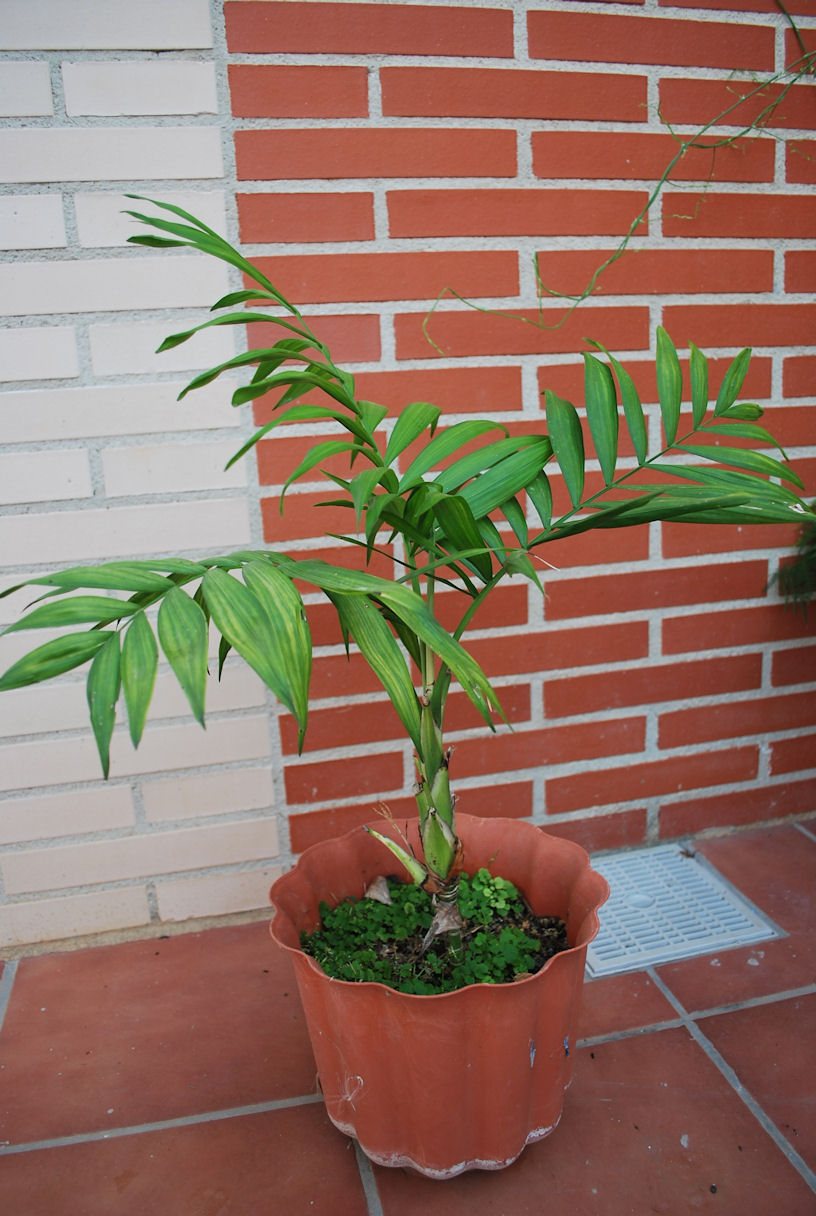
[269,813,609,1180]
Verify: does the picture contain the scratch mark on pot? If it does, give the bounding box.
[326,1074,364,1108]
[529,1040,536,1067]
[343,1075,364,1106]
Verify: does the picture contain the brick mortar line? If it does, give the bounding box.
[274,716,811,765]
[1,702,796,756]
[209,0,295,857]
[5,295,813,326]
[1,669,808,730]
[221,75,813,106]
[0,854,283,901]
[276,729,760,765]
[0,797,283,841]
[219,41,805,67]
[0,437,246,466]
[0,50,216,65]
[227,183,812,200]
[284,783,741,829]
[224,113,814,132]
[0,489,252,523]
[0,787,276,826]
[0,116,221,133]
[230,237,815,259]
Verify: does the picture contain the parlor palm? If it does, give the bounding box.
[1,199,811,930]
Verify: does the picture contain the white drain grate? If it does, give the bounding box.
[586,843,783,978]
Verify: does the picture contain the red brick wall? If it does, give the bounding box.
[223,0,816,855]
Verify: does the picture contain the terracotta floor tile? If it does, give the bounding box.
[699,992,816,1171]
[578,970,678,1040]
[373,1028,816,1215]
[654,826,816,1012]
[0,1105,367,1216]
[696,825,816,938]
[657,933,816,1014]
[0,923,317,1145]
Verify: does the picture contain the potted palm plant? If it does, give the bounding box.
[1,200,812,1178]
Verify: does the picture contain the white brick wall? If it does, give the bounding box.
[0,62,53,115]
[1,715,272,798]
[0,325,79,380]
[142,767,275,823]
[0,127,224,183]
[0,787,136,845]
[0,195,66,249]
[74,191,227,247]
[2,1,213,50]
[0,498,252,567]
[0,889,152,948]
[63,60,218,115]
[156,868,281,922]
[101,439,248,496]
[1,381,243,441]
[0,448,92,504]
[87,318,236,376]
[0,255,230,315]
[0,665,267,739]
[3,816,280,894]
[0,0,283,951]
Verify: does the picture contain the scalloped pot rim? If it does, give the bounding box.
[268,813,609,997]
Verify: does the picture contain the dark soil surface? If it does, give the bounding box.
[302,871,571,993]
[388,905,570,984]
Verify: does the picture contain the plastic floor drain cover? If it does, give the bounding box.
[586,843,783,978]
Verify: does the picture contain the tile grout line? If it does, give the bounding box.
[794,822,816,845]
[578,982,816,1050]
[647,967,816,1195]
[577,983,816,1051]
[0,959,18,1034]
[0,1094,323,1157]
[354,1140,386,1216]
[687,981,816,1022]
[578,1018,686,1050]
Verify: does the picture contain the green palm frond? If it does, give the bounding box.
[2,200,813,884]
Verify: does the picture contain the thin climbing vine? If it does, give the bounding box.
[422,5,815,347]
